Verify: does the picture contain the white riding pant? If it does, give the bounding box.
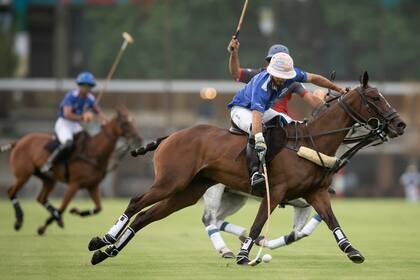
[230,106,293,134]
[54,117,83,144]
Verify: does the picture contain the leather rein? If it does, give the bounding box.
[287,86,398,173]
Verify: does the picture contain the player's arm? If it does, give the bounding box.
[228,37,241,80]
[306,73,346,94]
[91,103,108,124]
[63,106,83,122]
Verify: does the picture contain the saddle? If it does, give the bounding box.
[230,116,287,164]
[44,131,90,164]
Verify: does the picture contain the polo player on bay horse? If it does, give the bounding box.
[40,71,108,175]
[228,52,346,192]
[202,38,341,258]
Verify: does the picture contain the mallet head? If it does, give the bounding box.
[122,32,134,44]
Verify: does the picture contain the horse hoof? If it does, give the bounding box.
[91,250,109,265]
[37,227,46,236]
[236,253,250,265]
[14,221,22,231]
[221,251,235,259]
[347,250,365,264]
[57,219,64,228]
[88,236,107,251]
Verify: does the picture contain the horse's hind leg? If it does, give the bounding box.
[306,189,365,264]
[203,186,248,259]
[88,188,165,251]
[7,174,31,231]
[202,184,234,258]
[90,177,212,265]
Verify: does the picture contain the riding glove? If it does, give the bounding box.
[254,132,267,156]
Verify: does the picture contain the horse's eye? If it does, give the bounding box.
[371,96,380,101]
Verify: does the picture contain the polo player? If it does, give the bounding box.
[227,52,346,190]
[41,72,108,174]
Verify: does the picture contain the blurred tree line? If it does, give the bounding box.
[2,0,420,81]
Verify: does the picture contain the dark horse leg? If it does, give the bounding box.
[306,189,365,264]
[38,183,79,235]
[90,176,212,265]
[7,173,31,231]
[88,169,196,251]
[36,178,57,235]
[236,185,286,265]
[70,186,102,217]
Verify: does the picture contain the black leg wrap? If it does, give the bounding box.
[333,227,352,253]
[13,201,24,220]
[104,245,120,257]
[236,237,254,265]
[113,227,136,252]
[333,227,365,263]
[103,234,117,245]
[44,202,60,220]
[12,199,24,231]
[285,231,297,245]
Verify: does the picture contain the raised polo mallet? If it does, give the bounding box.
[96,32,134,104]
[228,0,249,52]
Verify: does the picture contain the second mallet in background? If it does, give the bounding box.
[96,32,134,104]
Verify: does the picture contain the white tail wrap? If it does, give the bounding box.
[297,146,338,168]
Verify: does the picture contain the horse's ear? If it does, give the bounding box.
[362,71,369,88]
[115,104,128,117]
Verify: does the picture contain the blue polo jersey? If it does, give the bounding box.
[227,68,308,113]
[58,89,97,119]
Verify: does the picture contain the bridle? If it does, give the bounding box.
[338,87,398,140]
[287,86,399,173]
[102,116,141,173]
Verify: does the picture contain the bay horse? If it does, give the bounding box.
[1,107,141,234]
[88,73,406,265]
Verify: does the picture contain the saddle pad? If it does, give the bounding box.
[44,137,60,153]
[297,146,337,168]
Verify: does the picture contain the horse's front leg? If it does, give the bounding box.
[70,186,102,217]
[306,189,365,264]
[37,183,79,235]
[236,186,284,265]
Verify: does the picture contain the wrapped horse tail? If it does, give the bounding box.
[131,136,169,157]
[0,141,16,153]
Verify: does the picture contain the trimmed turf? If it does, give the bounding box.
[0,199,419,280]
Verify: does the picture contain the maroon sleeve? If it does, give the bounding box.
[289,82,309,97]
[237,68,262,84]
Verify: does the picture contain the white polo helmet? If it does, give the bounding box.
[266,52,296,80]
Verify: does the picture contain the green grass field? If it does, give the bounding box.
[0,199,419,280]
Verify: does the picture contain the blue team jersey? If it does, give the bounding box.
[58,89,97,119]
[227,68,308,113]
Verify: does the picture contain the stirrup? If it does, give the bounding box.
[40,163,53,174]
[250,172,265,188]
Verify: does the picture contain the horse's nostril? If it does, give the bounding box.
[397,122,406,130]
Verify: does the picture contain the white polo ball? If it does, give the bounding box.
[262,254,272,263]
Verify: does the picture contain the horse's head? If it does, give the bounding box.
[109,106,142,145]
[348,72,406,138]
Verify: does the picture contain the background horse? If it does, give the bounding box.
[202,183,316,258]
[88,73,405,265]
[1,107,141,234]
